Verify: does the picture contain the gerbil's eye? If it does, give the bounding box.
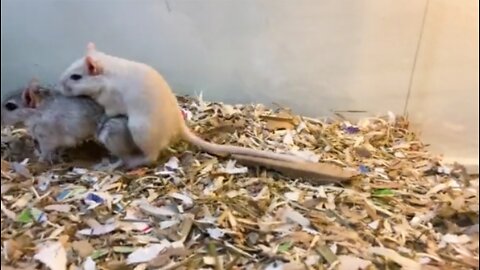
[70,74,82,81]
[5,102,18,111]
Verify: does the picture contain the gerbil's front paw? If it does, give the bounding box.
[38,153,55,165]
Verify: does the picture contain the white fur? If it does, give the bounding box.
[56,43,309,169]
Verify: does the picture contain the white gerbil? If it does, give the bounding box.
[55,43,311,169]
[1,79,139,165]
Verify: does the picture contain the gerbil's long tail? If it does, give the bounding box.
[180,123,307,163]
[231,154,356,183]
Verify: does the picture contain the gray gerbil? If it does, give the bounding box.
[1,79,138,166]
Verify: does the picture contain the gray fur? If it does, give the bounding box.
[1,81,139,166]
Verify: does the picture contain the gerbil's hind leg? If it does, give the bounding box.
[108,159,125,171]
[123,155,154,170]
[127,119,167,168]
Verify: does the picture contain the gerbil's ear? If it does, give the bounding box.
[85,55,103,76]
[22,85,37,109]
[86,42,96,53]
[22,78,44,108]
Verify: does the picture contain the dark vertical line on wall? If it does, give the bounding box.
[403,0,431,116]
